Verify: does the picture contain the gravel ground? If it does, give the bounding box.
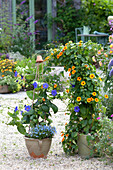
[0,92,113,170]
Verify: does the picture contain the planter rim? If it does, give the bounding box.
[24,136,52,141]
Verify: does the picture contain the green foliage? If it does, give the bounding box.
[94,116,113,160]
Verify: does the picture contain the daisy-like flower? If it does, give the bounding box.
[92,92,96,96]
[81,81,86,86]
[77,77,81,81]
[63,46,67,50]
[76,97,81,102]
[87,98,91,103]
[68,68,71,72]
[97,50,101,55]
[104,94,108,98]
[72,70,76,74]
[90,97,94,101]
[25,105,31,112]
[59,52,63,56]
[89,74,95,79]
[72,66,75,70]
[95,98,99,102]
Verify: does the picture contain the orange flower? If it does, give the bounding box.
[42,98,45,101]
[68,68,71,72]
[59,52,63,56]
[88,68,90,70]
[2,70,4,73]
[66,89,69,93]
[65,113,66,115]
[41,85,43,88]
[92,92,96,96]
[89,74,95,79]
[90,97,94,101]
[66,134,69,137]
[2,75,4,77]
[54,84,57,88]
[72,70,76,74]
[77,77,81,81]
[85,65,87,67]
[87,98,91,103]
[104,94,108,98]
[65,122,67,126]
[63,46,67,50]
[44,56,50,61]
[51,53,54,55]
[72,66,75,70]
[62,137,65,142]
[95,98,99,102]
[61,133,64,137]
[81,81,86,86]
[57,54,60,59]
[69,73,71,76]
[76,97,81,102]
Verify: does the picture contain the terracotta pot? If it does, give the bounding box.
[77,134,93,158]
[24,137,52,159]
[0,85,9,93]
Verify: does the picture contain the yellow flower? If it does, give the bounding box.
[92,92,96,96]
[92,114,95,118]
[76,97,81,102]
[99,77,102,81]
[87,98,91,103]
[77,77,81,81]
[51,53,54,55]
[57,54,60,59]
[81,81,86,86]
[9,69,12,72]
[99,61,102,66]
[72,70,76,74]
[54,84,57,88]
[104,53,108,57]
[90,97,94,101]
[63,46,67,50]
[109,50,113,54]
[110,44,113,49]
[2,75,4,77]
[95,98,99,102]
[59,52,63,56]
[72,66,75,70]
[66,89,69,93]
[97,50,101,55]
[104,94,108,98]
[89,74,95,79]
[44,56,50,61]
[68,68,71,72]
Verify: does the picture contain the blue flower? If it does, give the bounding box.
[33,82,38,88]
[43,83,49,89]
[51,90,57,96]
[15,71,18,77]
[74,106,80,112]
[25,105,31,112]
[109,68,113,77]
[14,106,18,112]
[16,80,18,82]
[108,59,113,69]
[21,75,24,79]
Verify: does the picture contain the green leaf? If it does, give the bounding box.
[17,124,26,135]
[26,91,38,100]
[25,74,35,80]
[41,104,49,112]
[51,103,58,113]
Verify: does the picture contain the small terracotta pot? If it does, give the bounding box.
[0,85,9,93]
[24,137,52,159]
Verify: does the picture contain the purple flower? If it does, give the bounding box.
[108,59,113,69]
[34,20,38,24]
[97,117,100,120]
[25,105,31,112]
[24,38,27,40]
[25,15,33,22]
[15,71,18,77]
[14,106,18,112]
[109,68,113,77]
[21,11,24,15]
[33,82,38,88]
[111,114,113,117]
[93,3,96,5]
[51,90,57,96]
[43,83,49,89]
[74,106,80,112]
[20,1,26,5]
[6,54,9,59]
[27,32,32,36]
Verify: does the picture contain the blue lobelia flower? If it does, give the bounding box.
[51,90,57,96]
[43,83,49,89]
[74,106,80,112]
[15,71,18,77]
[108,59,113,69]
[33,82,38,88]
[109,68,113,77]
[25,105,31,112]
[14,106,18,112]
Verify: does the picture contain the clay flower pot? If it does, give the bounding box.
[24,137,52,159]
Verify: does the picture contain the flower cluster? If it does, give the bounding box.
[26,125,56,139]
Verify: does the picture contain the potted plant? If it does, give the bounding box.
[46,40,103,157]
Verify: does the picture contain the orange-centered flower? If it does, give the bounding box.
[90,97,94,101]
[72,70,76,74]
[81,81,86,86]
[68,68,71,72]
[95,98,99,102]
[87,98,91,103]
[59,52,63,56]
[63,46,67,50]
[54,84,57,88]
[61,133,64,137]
[104,94,108,98]
[62,137,65,142]
[76,97,81,102]
[42,98,45,101]
[72,66,75,70]
[77,77,81,81]
[69,73,71,76]
[66,134,69,137]
[89,74,95,79]
[57,54,60,59]
[66,89,69,93]
[85,65,88,67]
[92,92,96,96]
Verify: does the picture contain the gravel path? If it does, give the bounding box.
[0,92,112,170]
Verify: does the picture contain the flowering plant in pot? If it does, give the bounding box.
[7,56,61,158]
[46,40,103,157]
